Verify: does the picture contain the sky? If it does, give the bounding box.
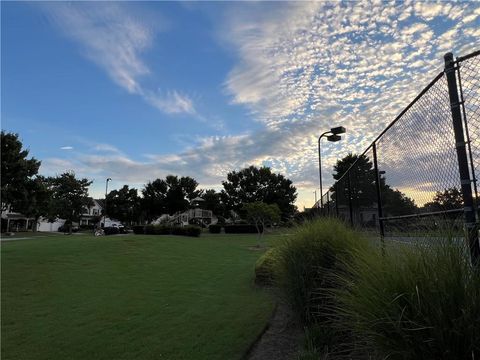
[2,1,480,210]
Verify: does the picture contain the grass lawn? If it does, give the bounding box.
[1,233,275,360]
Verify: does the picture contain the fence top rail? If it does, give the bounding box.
[332,70,444,186]
[380,208,463,221]
[456,49,480,63]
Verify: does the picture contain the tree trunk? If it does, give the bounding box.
[32,217,39,232]
[255,222,261,247]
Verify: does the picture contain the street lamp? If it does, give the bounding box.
[103,178,112,227]
[318,126,346,208]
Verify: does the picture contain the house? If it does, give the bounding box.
[1,198,122,232]
[1,205,34,232]
[79,198,103,227]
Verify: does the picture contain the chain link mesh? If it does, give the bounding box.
[458,54,480,198]
[317,51,479,241]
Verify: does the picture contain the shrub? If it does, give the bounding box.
[144,225,155,235]
[209,224,222,234]
[103,226,119,235]
[132,225,144,234]
[154,225,171,235]
[335,239,480,359]
[183,225,201,237]
[133,225,201,237]
[254,247,280,285]
[276,218,368,324]
[224,224,261,234]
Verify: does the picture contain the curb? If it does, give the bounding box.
[242,302,279,360]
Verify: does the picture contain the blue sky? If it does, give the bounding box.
[2,1,479,209]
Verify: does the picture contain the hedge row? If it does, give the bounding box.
[224,224,262,233]
[132,225,201,237]
[208,224,222,233]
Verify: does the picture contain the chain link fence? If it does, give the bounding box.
[314,50,480,260]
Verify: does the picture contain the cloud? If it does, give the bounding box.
[145,90,196,114]
[216,1,480,208]
[60,146,74,150]
[38,1,480,210]
[41,2,195,115]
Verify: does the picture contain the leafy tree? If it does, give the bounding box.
[201,189,225,215]
[382,188,417,216]
[50,172,93,234]
[106,185,141,225]
[424,187,463,212]
[141,175,201,220]
[13,176,54,231]
[243,202,281,246]
[141,179,168,222]
[331,153,417,217]
[1,131,41,212]
[221,166,297,220]
[332,153,377,209]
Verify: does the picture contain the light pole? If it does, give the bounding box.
[103,178,112,227]
[313,190,317,205]
[318,126,346,209]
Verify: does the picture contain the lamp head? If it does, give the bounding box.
[327,134,341,142]
[330,126,346,135]
[107,178,112,182]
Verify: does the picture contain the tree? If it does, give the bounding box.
[221,166,297,220]
[331,153,377,209]
[141,175,201,220]
[1,131,41,212]
[330,153,417,217]
[50,172,93,234]
[424,188,463,212]
[243,202,281,246]
[141,179,168,222]
[201,189,225,215]
[13,176,54,232]
[106,185,141,225]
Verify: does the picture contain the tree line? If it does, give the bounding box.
[1,131,298,230]
[327,152,465,219]
[103,164,298,225]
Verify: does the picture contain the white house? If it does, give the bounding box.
[2,198,123,233]
[79,198,103,226]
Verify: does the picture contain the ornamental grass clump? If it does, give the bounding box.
[334,239,480,359]
[254,247,281,286]
[276,218,369,325]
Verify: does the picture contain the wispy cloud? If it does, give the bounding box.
[60,146,73,150]
[145,90,196,114]
[41,2,195,115]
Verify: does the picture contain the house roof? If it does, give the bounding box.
[94,199,105,208]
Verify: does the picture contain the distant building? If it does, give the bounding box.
[1,198,122,232]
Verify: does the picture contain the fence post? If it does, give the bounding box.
[334,183,339,217]
[444,52,480,265]
[372,143,385,242]
[347,172,354,227]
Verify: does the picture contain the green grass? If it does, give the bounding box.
[2,233,275,360]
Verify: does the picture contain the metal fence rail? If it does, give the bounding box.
[315,50,480,263]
